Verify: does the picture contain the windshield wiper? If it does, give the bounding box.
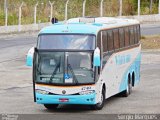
[50,57,61,82]
[67,63,78,84]
[36,67,42,75]
[36,55,42,75]
[49,62,60,82]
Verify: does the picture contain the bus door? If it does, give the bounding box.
[101,30,116,97]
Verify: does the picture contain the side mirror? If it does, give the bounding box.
[26,47,34,66]
[93,47,101,67]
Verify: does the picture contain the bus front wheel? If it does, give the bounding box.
[90,89,105,110]
[44,104,59,110]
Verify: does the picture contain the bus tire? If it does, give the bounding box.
[122,78,132,97]
[44,104,59,110]
[90,89,105,110]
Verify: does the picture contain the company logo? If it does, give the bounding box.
[62,90,66,94]
[115,54,131,65]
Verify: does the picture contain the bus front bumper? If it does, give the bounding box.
[36,93,96,105]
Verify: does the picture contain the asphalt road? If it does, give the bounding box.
[141,23,160,35]
[0,32,160,115]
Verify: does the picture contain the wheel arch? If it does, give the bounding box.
[132,72,135,87]
[128,73,131,83]
[102,83,106,98]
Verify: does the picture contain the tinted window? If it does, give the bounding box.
[134,25,138,44]
[38,34,95,50]
[119,28,125,48]
[129,26,135,45]
[107,30,114,51]
[137,25,140,43]
[97,32,101,49]
[124,27,129,47]
[113,29,119,50]
[102,31,108,52]
[36,52,94,84]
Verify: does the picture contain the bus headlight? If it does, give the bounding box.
[36,89,49,94]
[79,90,95,95]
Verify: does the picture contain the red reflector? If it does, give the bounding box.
[59,98,69,102]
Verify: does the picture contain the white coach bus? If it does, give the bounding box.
[26,17,141,110]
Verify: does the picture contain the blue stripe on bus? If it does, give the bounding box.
[36,92,96,105]
[119,53,141,92]
[40,24,99,34]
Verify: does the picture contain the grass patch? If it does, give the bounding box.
[141,35,160,49]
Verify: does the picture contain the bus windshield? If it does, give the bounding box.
[35,51,95,85]
[38,34,95,50]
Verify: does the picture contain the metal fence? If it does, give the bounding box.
[0,0,160,27]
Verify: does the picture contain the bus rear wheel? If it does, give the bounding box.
[122,79,132,97]
[90,89,105,110]
[44,104,59,110]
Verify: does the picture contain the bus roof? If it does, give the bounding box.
[39,17,140,35]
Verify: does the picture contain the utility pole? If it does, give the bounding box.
[65,0,69,21]
[4,0,6,12]
[82,0,86,17]
[159,0,160,14]
[18,2,24,31]
[100,0,104,17]
[119,0,122,16]
[34,2,38,24]
[149,0,153,14]
[49,1,54,22]
[138,0,140,16]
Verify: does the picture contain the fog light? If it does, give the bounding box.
[90,98,94,101]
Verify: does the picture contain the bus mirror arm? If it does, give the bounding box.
[34,47,38,52]
[93,47,101,67]
[98,66,101,75]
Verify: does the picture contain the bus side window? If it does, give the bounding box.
[102,31,108,68]
[97,32,101,49]
[119,28,125,48]
[124,27,129,47]
[129,26,135,45]
[107,30,114,52]
[134,25,138,44]
[102,31,108,52]
[113,29,119,50]
[137,25,140,43]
